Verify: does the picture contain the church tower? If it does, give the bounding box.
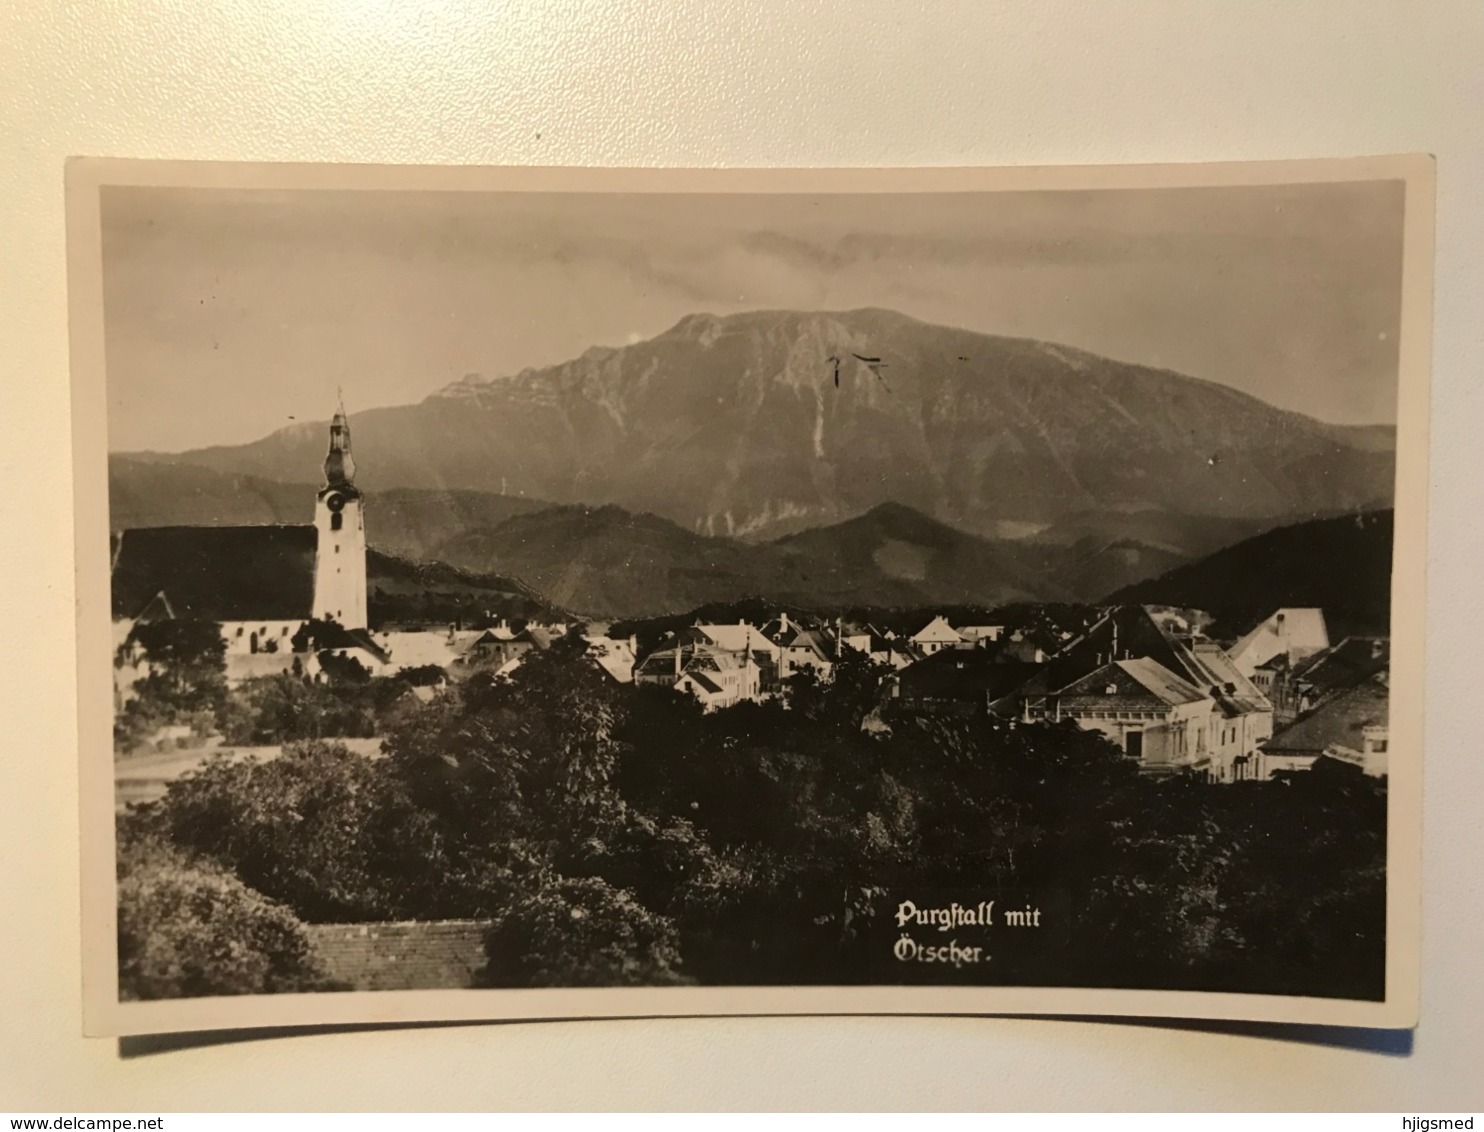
[311,408,368,630]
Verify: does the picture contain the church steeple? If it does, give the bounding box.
[312,400,368,630]
[323,409,357,489]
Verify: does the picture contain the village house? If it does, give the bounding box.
[956,624,1005,647]
[757,614,834,681]
[695,622,784,667]
[1022,657,1215,773]
[1254,636,1390,727]
[866,633,927,671]
[989,605,1273,782]
[674,654,759,711]
[693,621,784,694]
[910,615,964,655]
[1259,671,1389,779]
[457,624,556,674]
[634,638,761,710]
[1228,607,1330,679]
[891,648,1042,718]
[372,626,487,674]
[999,635,1047,665]
[584,632,639,684]
[827,619,875,658]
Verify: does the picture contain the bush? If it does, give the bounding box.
[219,674,376,745]
[155,741,411,921]
[117,830,338,1000]
[478,875,689,988]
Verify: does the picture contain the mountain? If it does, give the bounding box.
[122,308,1395,542]
[1105,510,1394,640]
[769,501,1062,607]
[435,505,792,619]
[437,501,1090,619]
[110,457,1193,615]
[109,456,554,562]
[1026,509,1279,559]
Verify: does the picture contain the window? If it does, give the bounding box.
[331,513,343,531]
[1373,739,1389,753]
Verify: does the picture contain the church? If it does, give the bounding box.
[111,409,385,685]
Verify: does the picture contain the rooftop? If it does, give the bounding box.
[304,920,490,991]
[1263,674,1389,755]
[112,525,316,622]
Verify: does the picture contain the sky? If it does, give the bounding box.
[101,179,1406,453]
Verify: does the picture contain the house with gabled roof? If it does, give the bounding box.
[892,648,1043,718]
[1023,657,1214,773]
[957,624,1004,647]
[585,633,639,684]
[1260,671,1389,779]
[911,615,965,655]
[634,639,761,709]
[1229,608,1330,679]
[867,634,926,671]
[779,626,834,681]
[458,624,554,674]
[990,604,1273,782]
[1282,636,1389,722]
[695,621,783,666]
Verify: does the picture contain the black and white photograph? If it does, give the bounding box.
[67,157,1431,1036]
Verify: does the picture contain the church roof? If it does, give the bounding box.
[111,525,317,622]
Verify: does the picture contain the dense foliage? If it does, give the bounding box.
[114,619,229,751]
[116,821,341,1000]
[123,635,1387,1000]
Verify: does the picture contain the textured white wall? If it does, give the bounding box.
[2,0,1481,1111]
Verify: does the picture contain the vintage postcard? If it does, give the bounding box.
[68,157,1432,1036]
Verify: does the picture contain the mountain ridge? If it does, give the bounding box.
[1106,509,1394,640]
[117,308,1395,543]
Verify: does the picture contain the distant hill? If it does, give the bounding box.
[1027,508,1280,559]
[770,501,1061,606]
[111,525,561,628]
[121,307,1395,542]
[111,456,1391,622]
[436,505,795,619]
[440,501,1075,618]
[1105,510,1394,639]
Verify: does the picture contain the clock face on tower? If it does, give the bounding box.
[325,492,347,513]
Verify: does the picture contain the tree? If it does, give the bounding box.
[219,674,377,745]
[477,875,688,988]
[384,635,630,859]
[116,827,339,1000]
[155,741,433,922]
[115,619,228,750]
[123,619,228,712]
